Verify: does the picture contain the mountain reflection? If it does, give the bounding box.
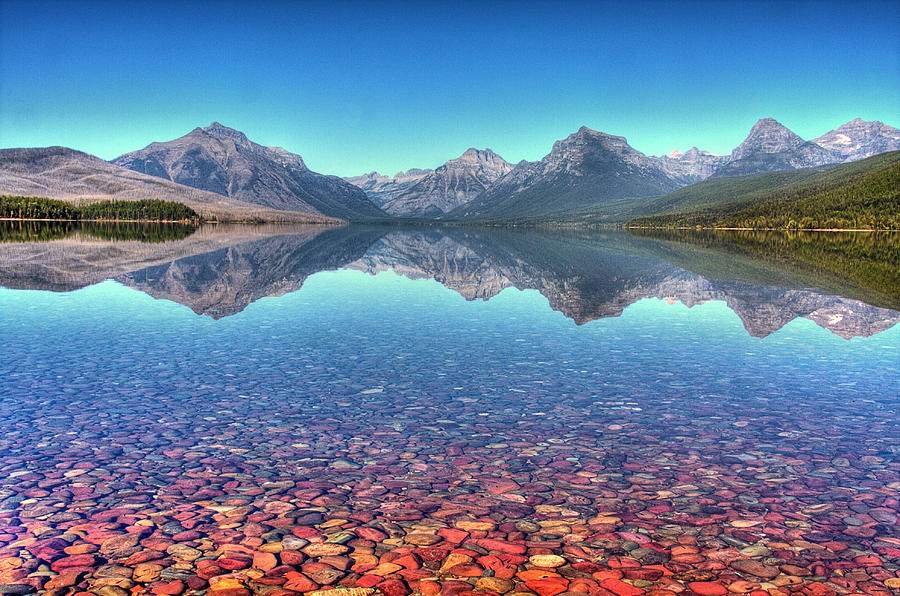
[0,224,897,338]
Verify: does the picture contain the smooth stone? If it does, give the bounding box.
[166,544,201,561]
[0,585,35,595]
[730,559,779,579]
[303,543,350,557]
[529,555,566,568]
[689,582,728,595]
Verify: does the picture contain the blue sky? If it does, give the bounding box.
[1,0,898,177]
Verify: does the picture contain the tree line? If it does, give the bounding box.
[0,196,198,222]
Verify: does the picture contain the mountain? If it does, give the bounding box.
[0,147,337,223]
[653,147,728,183]
[813,118,900,162]
[711,118,838,177]
[628,150,900,229]
[113,122,386,221]
[379,148,513,217]
[449,127,682,221]
[344,169,432,207]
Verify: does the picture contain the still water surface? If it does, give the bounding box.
[0,225,897,596]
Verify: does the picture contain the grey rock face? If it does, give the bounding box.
[712,118,839,177]
[653,147,729,183]
[731,117,806,160]
[451,127,682,220]
[344,169,433,207]
[114,122,386,221]
[0,147,335,223]
[380,148,513,216]
[813,118,900,161]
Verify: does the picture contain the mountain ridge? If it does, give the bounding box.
[0,146,340,223]
[378,148,513,217]
[114,122,387,222]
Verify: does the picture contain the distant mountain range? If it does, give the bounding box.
[379,148,512,217]
[629,150,900,229]
[447,127,683,220]
[343,117,897,222]
[1,117,897,224]
[344,169,433,208]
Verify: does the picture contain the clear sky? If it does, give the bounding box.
[1,0,898,177]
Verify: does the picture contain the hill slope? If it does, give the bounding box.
[628,151,900,229]
[0,147,339,223]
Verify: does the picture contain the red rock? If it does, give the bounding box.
[623,568,663,581]
[393,554,422,569]
[45,572,84,590]
[475,538,526,554]
[50,555,96,572]
[283,572,319,592]
[152,580,186,595]
[729,559,778,579]
[280,550,306,565]
[319,555,353,571]
[356,574,384,588]
[600,578,645,596]
[380,578,412,596]
[607,557,641,569]
[356,527,388,542]
[439,528,470,544]
[573,561,604,574]
[525,577,570,596]
[447,562,484,577]
[688,582,727,595]
[519,569,563,581]
[291,527,320,539]
[854,555,882,566]
[801,583,836,596]
[186,576,208,590]
[64,543,97,555]
[253,551,278,572]
[218,556,252,570]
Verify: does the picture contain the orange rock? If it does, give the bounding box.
[688,582,727,595]
[476,577,516,593]
[446,562,483,577]
[600,578,645,596]
[518,569,563,581]
[525,577,570,596]
[253,551,278,572]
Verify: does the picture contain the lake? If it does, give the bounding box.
[0,224,898,596]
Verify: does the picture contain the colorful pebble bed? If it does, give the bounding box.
[0,259,898,596]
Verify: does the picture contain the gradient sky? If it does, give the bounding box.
[1,0,898,177]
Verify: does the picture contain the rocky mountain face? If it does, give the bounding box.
[347,229,900,337]
[0,147,336,223]
[450,127,682,220]
[379,148,513,217]
[119,226,385,319]
[652,147,729,184]
[712,118,838,177]
[813,118,900,161]
[113,122,386,221]
[344,169,432,208]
